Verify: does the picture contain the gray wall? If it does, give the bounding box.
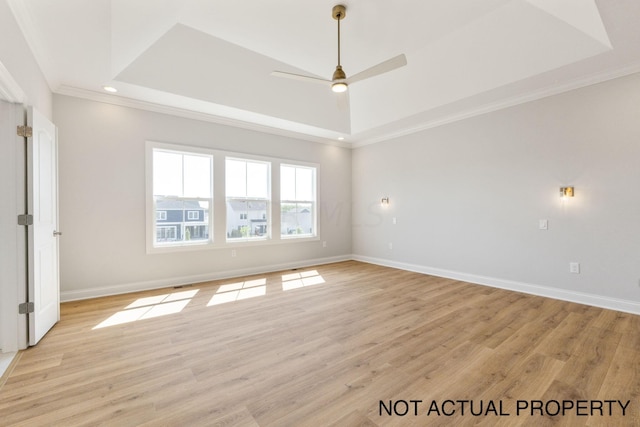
[0,0,52,118]
[352,72,640,311]
[0,0,52,352]
[53,95,352,300]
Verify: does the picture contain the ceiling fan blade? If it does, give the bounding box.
[336,90,350,111]
[271,71,331,86]
[346,54,407,85]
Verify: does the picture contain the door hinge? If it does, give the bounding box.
[18,214,34,226]
[19,302,34,314]
[17,125,33,138]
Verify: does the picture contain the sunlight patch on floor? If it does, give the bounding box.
[207,278,267,306]
[281,270,325,291]
[93,289,199,329]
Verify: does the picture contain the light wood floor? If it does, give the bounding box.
[1,261,639,426]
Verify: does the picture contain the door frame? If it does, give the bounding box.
[26,106,60,345]
[0,61,28,353]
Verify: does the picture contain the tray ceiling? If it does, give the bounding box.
[8,0,640,145]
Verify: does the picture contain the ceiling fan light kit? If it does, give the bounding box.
[331,82,348,93]
[272,4,407,93]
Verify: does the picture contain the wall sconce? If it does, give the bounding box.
[559,186,575,198]
[381,196,390,206]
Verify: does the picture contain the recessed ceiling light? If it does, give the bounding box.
[102,85,118,93]
[338,137,345,141]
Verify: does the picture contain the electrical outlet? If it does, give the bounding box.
[322,241,327,248]
[539,219,548,230]
[231,249,237,257]
[569,262,580,274]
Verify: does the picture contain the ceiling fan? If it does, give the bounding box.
[271,5,407,93]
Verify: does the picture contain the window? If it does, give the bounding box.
[147,142,317,252]
[225,157,270,241]
[281,164,316,238]
[149,143,213,250]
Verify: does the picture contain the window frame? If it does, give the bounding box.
[225,156,272,243]
[146,141,320,254]
[280,163,318,240]
[146,141,215,253]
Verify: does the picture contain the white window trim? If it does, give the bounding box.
[280,163,318,240]
[146,141,215,254]
[225,156,272,243]
[146,141,320,254]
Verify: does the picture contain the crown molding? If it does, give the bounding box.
[55,85,352,148]
[0,61,25,104]
[351,61,640,148]
[55,60,640,150]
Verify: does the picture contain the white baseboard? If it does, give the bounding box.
[353,255,640,316]
[0,351,17,379]
[61,253,640,315]
[60,255,351,302]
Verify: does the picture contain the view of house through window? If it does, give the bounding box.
[148,142,317,252]
[225,157,271,241]
[152,147,213,247]
[281,164,316,238]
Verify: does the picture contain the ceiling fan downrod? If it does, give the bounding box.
[331,5,347,90]
[270,4,406,94]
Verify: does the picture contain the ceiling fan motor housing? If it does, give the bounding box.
[332,5,347,83]
[271,3,406,93]
[332,5,346,20]
[332,65,346,81]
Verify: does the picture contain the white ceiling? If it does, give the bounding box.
[8,0,640,146]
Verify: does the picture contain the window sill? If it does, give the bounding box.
[146,235,320,254]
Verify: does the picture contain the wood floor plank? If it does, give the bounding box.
[593,343,640,425]
[0,261,638,426]
[326,409,379,427]
[474,353,565,427]
[553,326,621,395]
[8,352,63,377]
[534,311,595,362]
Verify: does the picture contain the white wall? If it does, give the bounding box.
[0,0,52,353]
[352,72,640,313]
[53,95,352,300]
[0,0,52,118]
[0,101,24,354]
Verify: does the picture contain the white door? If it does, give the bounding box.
[27,107,60,346]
